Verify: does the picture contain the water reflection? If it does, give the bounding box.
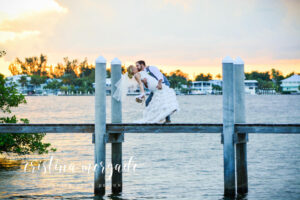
[0,95,299,199]
[0,158,24,170]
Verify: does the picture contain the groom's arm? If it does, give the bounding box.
[149,66,163,89]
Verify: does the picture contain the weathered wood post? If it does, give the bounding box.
[222,56,236,196]
[234,57,248,194]
[94,56,107,196]
[110,58,123,194]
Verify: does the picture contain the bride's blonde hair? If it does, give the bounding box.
[127,65,135,79]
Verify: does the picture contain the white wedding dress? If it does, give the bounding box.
[137,70,179,123]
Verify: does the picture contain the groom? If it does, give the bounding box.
[135,60,171,123]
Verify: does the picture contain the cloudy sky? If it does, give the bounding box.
[0,0,299,78]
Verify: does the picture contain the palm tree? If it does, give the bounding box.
[39,54,48,77]
[53,63,65,78]
[216,74,222,80]
[8,63,19,75]
[25,57,34,75]
[271,68,284,92]
[195,73,212,81]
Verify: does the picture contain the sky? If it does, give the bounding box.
[0,0,299,79]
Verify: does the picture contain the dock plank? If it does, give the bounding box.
[0,123,299,134]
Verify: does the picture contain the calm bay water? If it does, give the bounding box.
[0,95,300,199]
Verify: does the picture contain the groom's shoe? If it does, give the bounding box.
[164,119,171,124]
[165,116,171,124]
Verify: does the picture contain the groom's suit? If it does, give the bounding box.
[144,66,171,122]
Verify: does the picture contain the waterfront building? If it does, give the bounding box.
[191,81,213,94]
[281,74,300,93]
[244,80,258,95]
[5,75,34,94]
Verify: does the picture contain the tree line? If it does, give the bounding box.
[7,54,299,93]
[8,54,97,94]
[7,54,216,93]
[245,69,298,92]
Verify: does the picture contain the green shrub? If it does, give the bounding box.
[0,73,56,155]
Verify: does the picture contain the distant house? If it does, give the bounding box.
[5,75,34,94]
[191,79,258,95]
[244,80,258,95]
[281,74,300,93]
[44,78,63,95]
[93,78,111,94]
[209,80,222,94]
[34,83,47,95]
[191,81,213,94]
[5,75,58,95]
[106,78,112,95]
[209,80,222,87]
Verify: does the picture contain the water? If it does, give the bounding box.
[0,95,300,199]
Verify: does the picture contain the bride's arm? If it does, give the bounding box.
[134,73,145,96]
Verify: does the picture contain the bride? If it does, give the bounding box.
[113,65,179,123]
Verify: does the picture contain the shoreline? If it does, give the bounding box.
[21,93,300,97]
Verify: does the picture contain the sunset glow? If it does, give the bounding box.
[0,0,299,78]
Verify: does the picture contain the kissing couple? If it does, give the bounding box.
[113,60,179,123]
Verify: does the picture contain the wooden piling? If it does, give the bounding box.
[94,56,107,196]
[111,58,123,194]
[222,56,236,196]
[234,57,248,194]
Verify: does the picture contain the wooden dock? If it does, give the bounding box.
[1,123,299,134]
[0,56,299,197]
